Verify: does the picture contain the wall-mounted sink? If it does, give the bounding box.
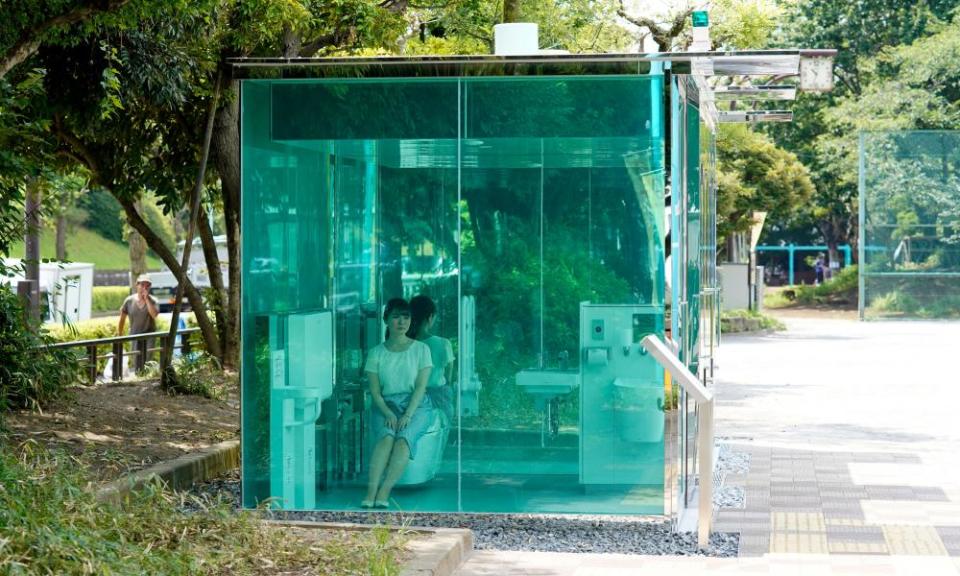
[516,369,580,408]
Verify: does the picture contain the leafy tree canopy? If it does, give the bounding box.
[716,123,815,242]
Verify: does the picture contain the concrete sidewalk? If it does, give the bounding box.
[454,318,960,574]
[715,318,960,558]
[456,550,960,574]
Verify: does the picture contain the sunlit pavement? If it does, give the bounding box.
[454,317,960,575]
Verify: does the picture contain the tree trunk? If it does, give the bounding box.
[120,198,223,360]
[24,177,42,322]
[503,0,520,23]
[827,242,840,270]
[212,76,241,370]
[55,213,67,261]
[128,200,148,290]
[161,71,223,387]
[198,203,228,364]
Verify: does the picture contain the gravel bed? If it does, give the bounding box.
[185,472,738,557]
[712,444,749,509]
[716,445,751,476]
[713,485,745,510]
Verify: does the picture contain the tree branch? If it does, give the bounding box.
[617,0,692,51]
[54,116,103,180]
[0,0,132,79]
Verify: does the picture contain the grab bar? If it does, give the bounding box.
[641,334,714,549]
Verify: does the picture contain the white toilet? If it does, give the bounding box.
[395,408,449,486]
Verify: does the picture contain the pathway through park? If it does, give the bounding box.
[454,317,960,575]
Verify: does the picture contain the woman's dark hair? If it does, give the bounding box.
[408,294,437,338]
[383,297,410,339]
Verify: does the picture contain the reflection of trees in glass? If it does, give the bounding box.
[864,132,960,272]
[461,161,662,429]
[862,132,960,318]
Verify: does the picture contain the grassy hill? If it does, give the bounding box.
[9,226,162,270]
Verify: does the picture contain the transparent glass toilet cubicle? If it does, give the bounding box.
[240,69,714,515]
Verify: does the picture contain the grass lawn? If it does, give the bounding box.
[10,226,162,270]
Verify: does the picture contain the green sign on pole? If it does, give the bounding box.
[692,11,709,28]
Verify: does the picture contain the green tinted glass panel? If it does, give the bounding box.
[241,74,667,515]
[860,131,960,319]
[685,102,701,372]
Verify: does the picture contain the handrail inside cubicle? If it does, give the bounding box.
[640,334,714,549]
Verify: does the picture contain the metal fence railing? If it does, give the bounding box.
[46,328,202,383]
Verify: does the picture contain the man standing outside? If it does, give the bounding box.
[118,273,160,373]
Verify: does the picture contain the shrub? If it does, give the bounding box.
[766,265,859,308]
[45,315,192,343]
[92,285,130,312]
[721,309,785,332]
[46,316,121,342]
[0,287,82,413]
[165,353,233,399]
[0,442,405,575]
[869,290,920,315]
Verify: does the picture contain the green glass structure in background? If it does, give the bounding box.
[240,69,711,515]
[859,131,960,319]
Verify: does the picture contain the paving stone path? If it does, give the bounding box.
[454,317,960,574]
[715,318,960,558]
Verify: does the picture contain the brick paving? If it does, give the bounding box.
[454,318,960,574]
[715,319,960,561]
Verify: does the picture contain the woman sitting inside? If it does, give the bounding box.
[363,297,433,508]
[408,295,455,421]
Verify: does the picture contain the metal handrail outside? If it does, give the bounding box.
[641,333,714,549]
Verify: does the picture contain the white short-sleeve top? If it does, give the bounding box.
[422,335,455,388]
[364,340,433,396]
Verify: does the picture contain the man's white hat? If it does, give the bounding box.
[136,273,152,284]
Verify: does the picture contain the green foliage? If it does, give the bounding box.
[0,71,52,270]
[9,225,163,269]
[868,290,922,316]
[45,314,200,343]
[717,124,815,241]
[166,353,231,399]
[710,0,780,50]
[765,1,960,253]
[78,188,124,243]
[720,308,785,332]
[92,286,130,313]
[0,442,404,575]
[766,265,859,308]
[401,0,632,57]
[0,287,82,413]
[138,193,178,253]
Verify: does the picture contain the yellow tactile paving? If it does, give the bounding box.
[770,532,830,554]
[772,512,827,532]
[824,518,867,527]
[882,526,948,556]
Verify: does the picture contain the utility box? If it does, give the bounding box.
[718,263,750,311]
[1,259,94,324]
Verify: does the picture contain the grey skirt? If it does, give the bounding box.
[372,393,434,459]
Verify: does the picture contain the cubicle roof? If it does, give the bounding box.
[229,49,835,124]
[228,49,834,79]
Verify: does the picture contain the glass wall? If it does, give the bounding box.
[859,131,960,319]
[241,73,669,514]
[666,76,718,519]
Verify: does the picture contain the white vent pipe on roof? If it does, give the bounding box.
[494,23,539,55]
